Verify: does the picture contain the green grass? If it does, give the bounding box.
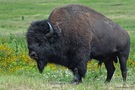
[0,0,135,34]
[0,0,135,89]
[0,68,135,90]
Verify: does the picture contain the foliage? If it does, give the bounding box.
[0,35,35,73]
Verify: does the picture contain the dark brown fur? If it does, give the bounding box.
[26,4,130,84]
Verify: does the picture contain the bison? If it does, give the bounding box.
[26,4,130,84]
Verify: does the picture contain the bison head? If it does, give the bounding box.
[26,20,55,73]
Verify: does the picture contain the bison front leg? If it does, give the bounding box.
[104,60,115,83]
[70,48,89,84]
[71,68,82,84]
[71,61,87,84]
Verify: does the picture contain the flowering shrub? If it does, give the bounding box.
[0,44,35,73]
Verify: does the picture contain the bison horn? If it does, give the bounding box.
[46,22,54,37]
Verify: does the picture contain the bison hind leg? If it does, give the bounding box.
[117,51,129,82]
[104,60,115,83]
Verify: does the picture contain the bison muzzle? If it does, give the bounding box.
[26,4,130,84]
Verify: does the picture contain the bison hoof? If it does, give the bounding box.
[71,80,82,85]
[104,80,110,84]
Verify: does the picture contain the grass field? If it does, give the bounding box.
[0,0,135,90]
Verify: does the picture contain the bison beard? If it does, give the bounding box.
[26,4,130,84]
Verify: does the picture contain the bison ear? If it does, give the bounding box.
[45,22,54,37]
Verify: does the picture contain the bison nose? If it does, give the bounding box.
[29,52,38,59]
